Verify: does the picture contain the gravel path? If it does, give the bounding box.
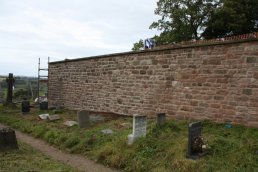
[0,123,117,172]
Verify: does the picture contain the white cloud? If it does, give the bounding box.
[0,0,160,76]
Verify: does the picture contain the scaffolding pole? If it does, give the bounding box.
[37,57,49,103]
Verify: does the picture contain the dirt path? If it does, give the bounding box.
[0,124,117,172]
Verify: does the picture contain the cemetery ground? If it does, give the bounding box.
[0,141,78,172]
[0,105,258,172]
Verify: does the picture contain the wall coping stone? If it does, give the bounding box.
[49,38,258,65]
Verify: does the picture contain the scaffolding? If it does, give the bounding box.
[37,57,49,102]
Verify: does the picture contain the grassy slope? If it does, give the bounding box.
[0,105,257,172]
[0,142,78,172]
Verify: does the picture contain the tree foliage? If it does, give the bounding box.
[203,0,258,38]
[131,39,144,51]
[13,89,31,100]
[132,0,258,49]
[150,0,220,44]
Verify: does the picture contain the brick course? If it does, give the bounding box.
[48,40,258,127]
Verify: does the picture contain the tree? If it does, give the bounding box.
[150,0,220,44]
[132,0,258,49]
[202,0,258,38]
[13,89,31,100]
[132,39,144,51]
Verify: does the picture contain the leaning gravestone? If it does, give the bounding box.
[157,113,166,126]
[77,110,90,128]
[0,127,18,149]
[187,121,206,159]
[128,114,147,145]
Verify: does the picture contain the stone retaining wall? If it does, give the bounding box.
[48,39,258,127]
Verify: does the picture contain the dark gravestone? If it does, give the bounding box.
[157,113,166,126]
[0,127,18,149]
[40,101,48,110]
[187,121,206,159]
[21,99,30,113]
[6,73,15,104]
[77,110,90,128]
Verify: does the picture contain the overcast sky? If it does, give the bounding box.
[0,0,160,76]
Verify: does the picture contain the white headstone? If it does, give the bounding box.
[39,114,49,120]
[128,114,147,145]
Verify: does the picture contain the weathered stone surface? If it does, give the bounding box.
[0,127,18,149]
[128,114,147,145]
[6,73,15,104]
[48,40,258,127]
[187,122,203,159]
[39,114,49,120]
[246,57,257,63]
[157,113,166,126]
[47,115,61,121]
[77,110,90,128]
[40,101,48,110]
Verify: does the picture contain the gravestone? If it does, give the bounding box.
[157,113,166,126]
[128,114,147,145]
[6,73,15,104]
[0,127,18,149]
[40,101,48,110]
[187,121,206,159]
[21,98,30,113]
[77,110,90,128]
[38,114,49,120]
[47,115,61,121]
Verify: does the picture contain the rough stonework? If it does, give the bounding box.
[48,39,258,127]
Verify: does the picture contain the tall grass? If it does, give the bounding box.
[0,106,257,172]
